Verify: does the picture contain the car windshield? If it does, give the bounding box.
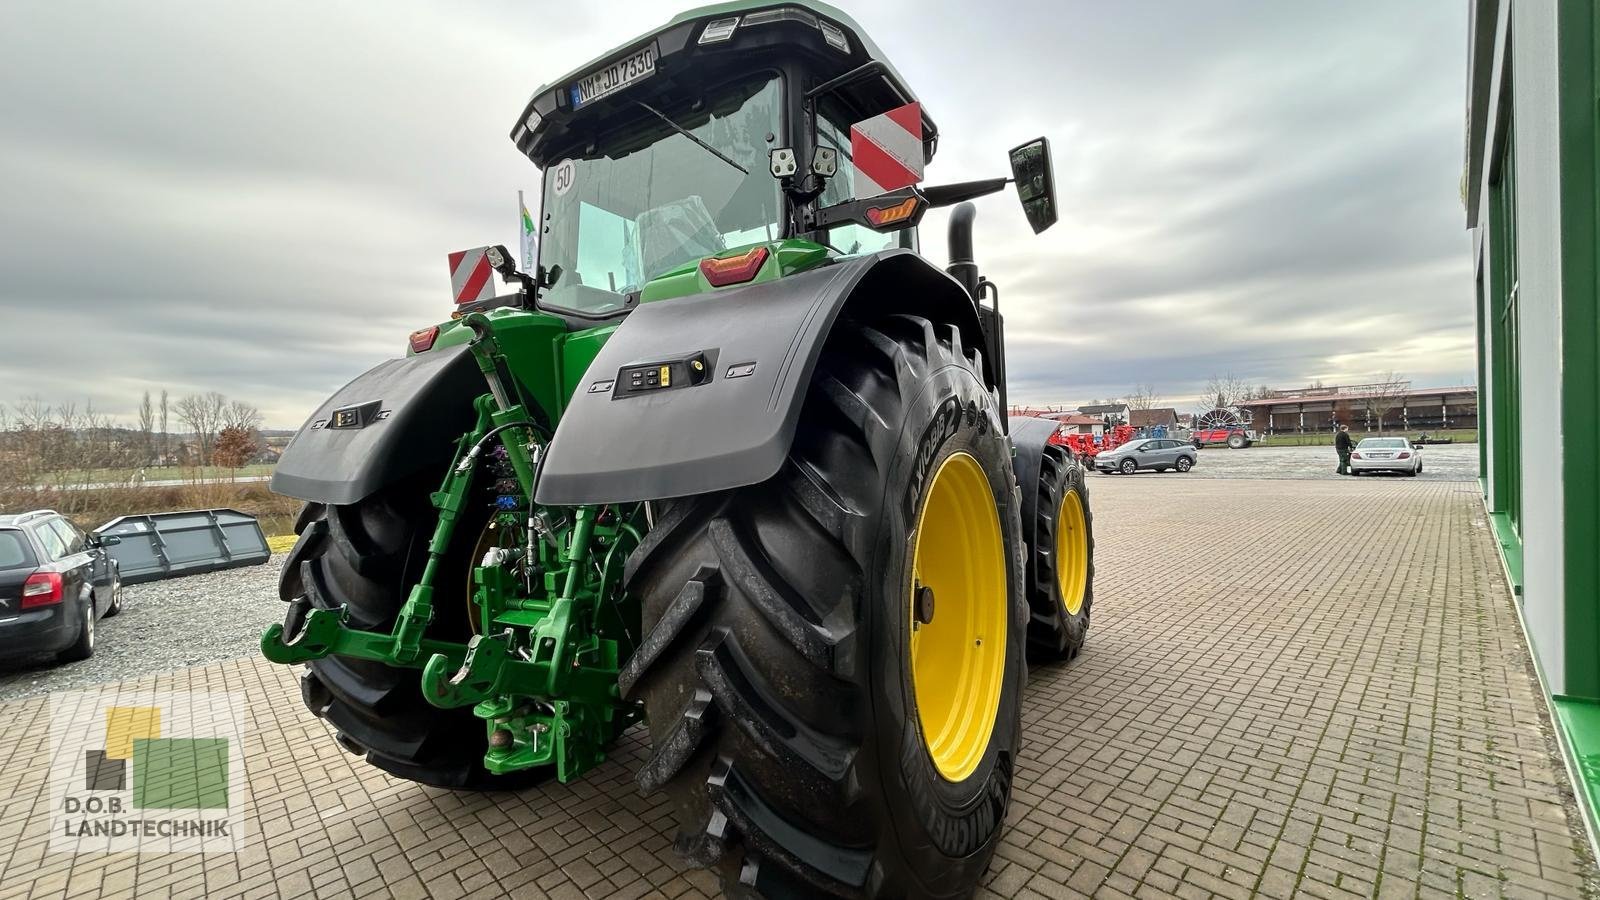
[0,530,34,569]
[1358,438,1407,449]
[537,73,784,317]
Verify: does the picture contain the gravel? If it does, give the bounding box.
[0,555,284,703]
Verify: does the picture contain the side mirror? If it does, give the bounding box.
[95,534,121,547]
[1008,137,1058,234]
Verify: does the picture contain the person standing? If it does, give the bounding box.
[1335,425,1354,475]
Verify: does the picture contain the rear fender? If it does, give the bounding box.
[271,344,484,505]
[535,249,988,506]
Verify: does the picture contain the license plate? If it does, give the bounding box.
[572,46,656,109]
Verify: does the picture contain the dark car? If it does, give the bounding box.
[0,510,123,663]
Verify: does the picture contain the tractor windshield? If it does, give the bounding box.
[537,73,783,316]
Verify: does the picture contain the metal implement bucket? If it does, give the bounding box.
[95,508,271,585]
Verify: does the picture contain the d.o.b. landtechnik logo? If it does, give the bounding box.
[50,690,248,854]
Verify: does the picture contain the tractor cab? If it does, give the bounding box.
[510,2,958,320]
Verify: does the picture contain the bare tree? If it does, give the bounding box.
[138,391,155,465]
[1358,371,1410,433]
[158,389,169,465]
[222,400,263,433]
[1201,372,1252,411]
[176,392,227,468]
[1124,384,1161,411]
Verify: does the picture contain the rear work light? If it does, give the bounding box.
[699,16,739,43]
[22,572,63,608]
[700,246,769,287]
[410,325,440,353]
[865,197,920,228]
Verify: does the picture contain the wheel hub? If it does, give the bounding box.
[908,451,1007,783]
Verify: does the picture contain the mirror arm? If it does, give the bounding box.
[921,178,1011,208]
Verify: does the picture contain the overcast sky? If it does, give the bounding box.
[0,1,1471,427]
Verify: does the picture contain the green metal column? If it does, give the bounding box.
[1557,0,1600,701]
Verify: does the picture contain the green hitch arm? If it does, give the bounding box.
[260,606,467,670]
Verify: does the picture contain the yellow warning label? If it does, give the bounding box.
[659,365,671,387]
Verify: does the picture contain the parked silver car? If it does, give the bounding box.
[1094,438,1198,475]
[1351,437,1423,476]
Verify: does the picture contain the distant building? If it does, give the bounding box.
[1049,414,1105,437]
[1467,0,1600,855]
[1234,383,1477,434]
[1076,402,1131,426]
[1128,407,1179,430]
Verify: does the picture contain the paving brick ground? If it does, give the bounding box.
[0,477,1593,899]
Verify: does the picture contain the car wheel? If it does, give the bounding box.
[1119,458,1136,475]
[1176,456,1193,473]
[59,597,95,662]
[104,583,123,617]
[1226,433,1247,449]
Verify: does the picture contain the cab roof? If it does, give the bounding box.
[511,0,938,168]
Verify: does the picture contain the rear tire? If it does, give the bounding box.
[623,314,1026,898]
[1023,445,1094,663]
[1226,433,1247,449]
[279,479,550,790]
[58,597,95,662]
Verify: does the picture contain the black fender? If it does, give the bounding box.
[535,249,988,506]
[270,343,483,506]
[1007,414,1064,545]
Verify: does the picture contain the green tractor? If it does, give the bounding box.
[261,2,1095,895]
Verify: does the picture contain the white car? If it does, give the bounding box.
[1350,437,1422,476]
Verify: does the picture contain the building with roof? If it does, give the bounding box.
[1466,0,1600,852]
[1128,407,1179,430]
[1235,383,1477,434]
[1076,403,1131,426]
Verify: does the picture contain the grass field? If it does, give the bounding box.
[44,463,277,484]
[1258,429,1478,447]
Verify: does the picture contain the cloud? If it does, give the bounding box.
[0,0,1472,425]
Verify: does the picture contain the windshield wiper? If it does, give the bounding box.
[635,100,749,175]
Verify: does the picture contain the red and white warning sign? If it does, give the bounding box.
[448,247,496,305]
[850,102,924,199]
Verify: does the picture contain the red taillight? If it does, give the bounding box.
[1351,452,1363,460]
[1396,451,1411,459]
[409,325,440,353]
[865,197,920,228]
[699,246,770,287]
[21,572,62,608]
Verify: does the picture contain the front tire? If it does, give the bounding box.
[623,314,1026,898]
[1119,458,1136,475]
[1175,456,1193,473]
[278,480,549,790]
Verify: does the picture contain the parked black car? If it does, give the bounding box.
[0,510,122,663]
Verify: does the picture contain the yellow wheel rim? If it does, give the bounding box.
[1055,488,1089,616]
[909,451,1008,783]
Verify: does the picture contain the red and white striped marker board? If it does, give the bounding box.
[448,247,496,304]
[850,102,924,199]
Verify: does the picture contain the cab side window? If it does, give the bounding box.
[35,522,68,561]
